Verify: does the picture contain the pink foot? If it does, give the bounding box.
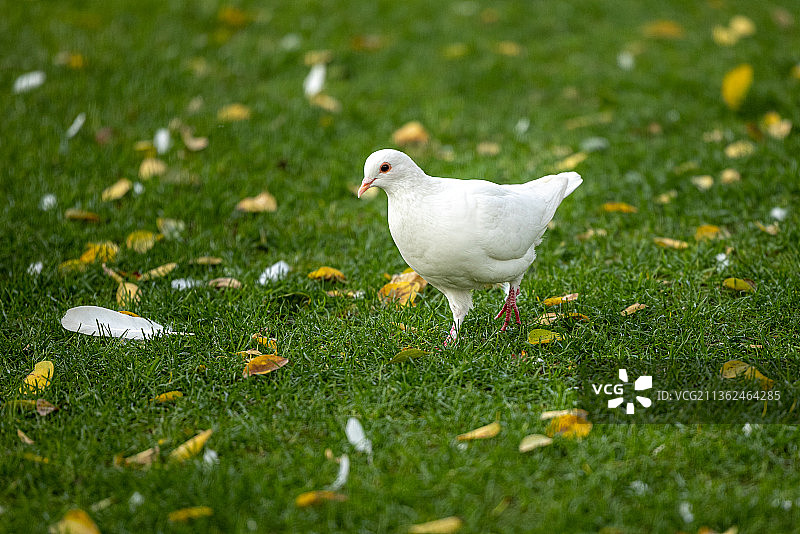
[494,287,521,331]
[443,323,458,347]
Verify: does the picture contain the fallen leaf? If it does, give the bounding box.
[309,93,342,113]
[153,391,183,403]
[139,158,167,179]
[540,409,588,420]
[49,509,100,534]
[729,15,756,38]
[234,348,264,359]
[519,434,553,452]
[378,281,420,307]
[392,121,429,146]
[116,445,159,468]
[575,228,607,240]
[6,398,59,416]
[695,224,722,241]
[722,64,753,111]
[208,277,242,289]
[191,256,223,265]
[546,413,592,439]
[17,428,35,445]
[80,241,119,263]
[126,230,161,253]
[641,19,684,38]
[457,421,500,441]
[409,516,464,534]
[555,151,587,171]
[116,282,140,306]
[621,303,647,316]
[168,506,214,522]
[653,237,689,250]
[22,452,50,463]
[20,361,54,395]
[761,111,792,140]
[720,168,741,184]
[236,191,277,212]
[527,329,563,344]
[139,262,178,281]
[308,266,346,282]
[691,175,714,190]
[755,221,779,235]
[169,429,213,462]
[564,111,613,130]
[476,141,501,156]
[722,277,756,293]
[64,208,101,222]
[59,259,88,274]
[217,103,251,122]
[724,140,756,158]
[542,293,579,306]
[295,490,348,507]
[602,201,638,213]
[389,348,428,363]
[251,334,278,351]
[533,312,588,325]
[326,289,364,298]
[243,353,288,377]
[721,360,774,390]
[101,178,132,201]
[712,25,738,46]
[180,127,209,151]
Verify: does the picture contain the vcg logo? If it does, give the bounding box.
[591,369,653,415]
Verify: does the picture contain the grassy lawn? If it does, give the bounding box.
[2,0,800,532]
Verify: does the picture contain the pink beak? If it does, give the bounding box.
[357,178,375,198]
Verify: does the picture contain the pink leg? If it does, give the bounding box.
[494,287,521,331]
[443,323,458,347]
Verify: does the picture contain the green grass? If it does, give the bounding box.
[2,0,800,532]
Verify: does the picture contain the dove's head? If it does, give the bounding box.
[358,149,424,198]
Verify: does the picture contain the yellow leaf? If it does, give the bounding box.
[191,256,223,265]
[208,277,242,289]
[575,227,607,240]
[295,490,348,507]
[533,312,589,325]
[720,168,741,184]
[80,241,119,263]
[554,151,587,171]
[761,112,792,140]
[476,141,501,156]
[22,452,50,463]
[326,289,364,298]
[755,221,779,236]
[153,391,183,403]
[64,208,101,222]
[236,191,277,212]
[641,19,684,39]
[722,277,756,293]
[168,506,214,522]
[309,93,342,113]
[117,445,159,468]
[217,103,251,122]
[712,25,738,46]
[540,409,589,420]
[308,266,346,282]
[169,429,213,462]
[724,140,755,158]
[139,262,178,281]
[545,414,592,439]
[251,334,277,352]
[721,360,774,390]
[118,310,140,317]
[126,230,161,253]
[101,178,132,201]
[243,353,289,377]
[59,259,88,274]
[378,281,420,307]
[304,49,334,65]
[20,361,54,395]
[695,224,721,241]
[389,348,429,363]
[729,15,756,37]
[620,303,647,316]
[527,329,563,344]
[722,64,753,111]
[49,509,100,534]
[542,293,579,306]
[494,41,522,56]
[519,433,553,452]
[602,202,638,213]
[139,157,167,179]
[116,282,140,306]
[392,121,429,146]
[218,5,251,27]
[691,175,714,191]
[17,428,35,445]
[653,237,689,250]
[409,516,464,534]
[457,421,500,441]
[655,190,678,204]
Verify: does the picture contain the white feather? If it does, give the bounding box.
[345,417,372,455]
[325,454,350,491]
[61,306,182,340]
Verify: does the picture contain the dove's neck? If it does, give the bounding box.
[382,170,436,204]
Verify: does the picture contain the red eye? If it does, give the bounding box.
[379,163,391,173]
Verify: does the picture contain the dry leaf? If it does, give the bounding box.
[169,429,213,462]
[191,256,223,265]
[761,111,792,140]
[721,360,774,390]
[17,428,35,445]
[712,25,738,46]
[116,282,140,306]
[695,224,722,241]
[653,237,689,250]
[126,230,161,253]
[234,348,263,359]
[555,151,587,171]
[621,303,647,316]
[308,266,346,282]
[519,434,553,452]
[49,509,100,534]
[295,491,347,507]
[168,506,214,522]
[309,94,342,113]
[720,168,741,184]
[457,421,500,441]
[7,398,58,416]
[691,175,714,191]
[722,277,756,293]
[392,121,429,146]
[208,277,242,289]
[755,221,779,235]
[64,208,101,222]
[80,241,119,263]
[729,15,756,37]
[527,329,563,344]
[139,158,167,179]
[602,202,638,213]
[20,361,54,394]
[153,391,183,403]
[722,64,753,111]
[217,103,251,122]
[236,191,277,213]
[542,293,579,306]
[116,445,159,468]
[180,127,209,151]
[326,289,364,298]
[378,281,421,307]
[389,348,428,363]
[655,190,678,204]
[139,262,178,281]
[243,353,289,377]
[546,414,592,438]
[725,140,755,158]
[409,516,464,534]
[641,19,684,38]
[540,409,588,420]
[476,141,501,156]
[251,334,278,351]
[575,228,607,240]
[101,178,132,201]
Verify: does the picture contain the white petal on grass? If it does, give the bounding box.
[128,491,144,512]
[258,260,290,284]
[27,262,43,275]
[345,417,372,455]
[514,118,530,135]
[678,502,693,524]
[203,448,219,465]
[13,71,46,93]
[66,113,86,139]
[770,207,788,221]
[303,63,326,98]
[172,278,203,290]
[133,182,144,196]
[326,454,350,491]
[39,193,57,211]
[154,128,171,154]
[617,51,635,71]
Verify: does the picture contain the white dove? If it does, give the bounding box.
[358,149,582,343]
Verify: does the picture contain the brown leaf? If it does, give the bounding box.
[64,208,101,222]
[243,353,289,377]
[620,303,647,316]
[208,277,242,289]
[236,191,277,212]
[17,428,35,445]
[191,256,223,265]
